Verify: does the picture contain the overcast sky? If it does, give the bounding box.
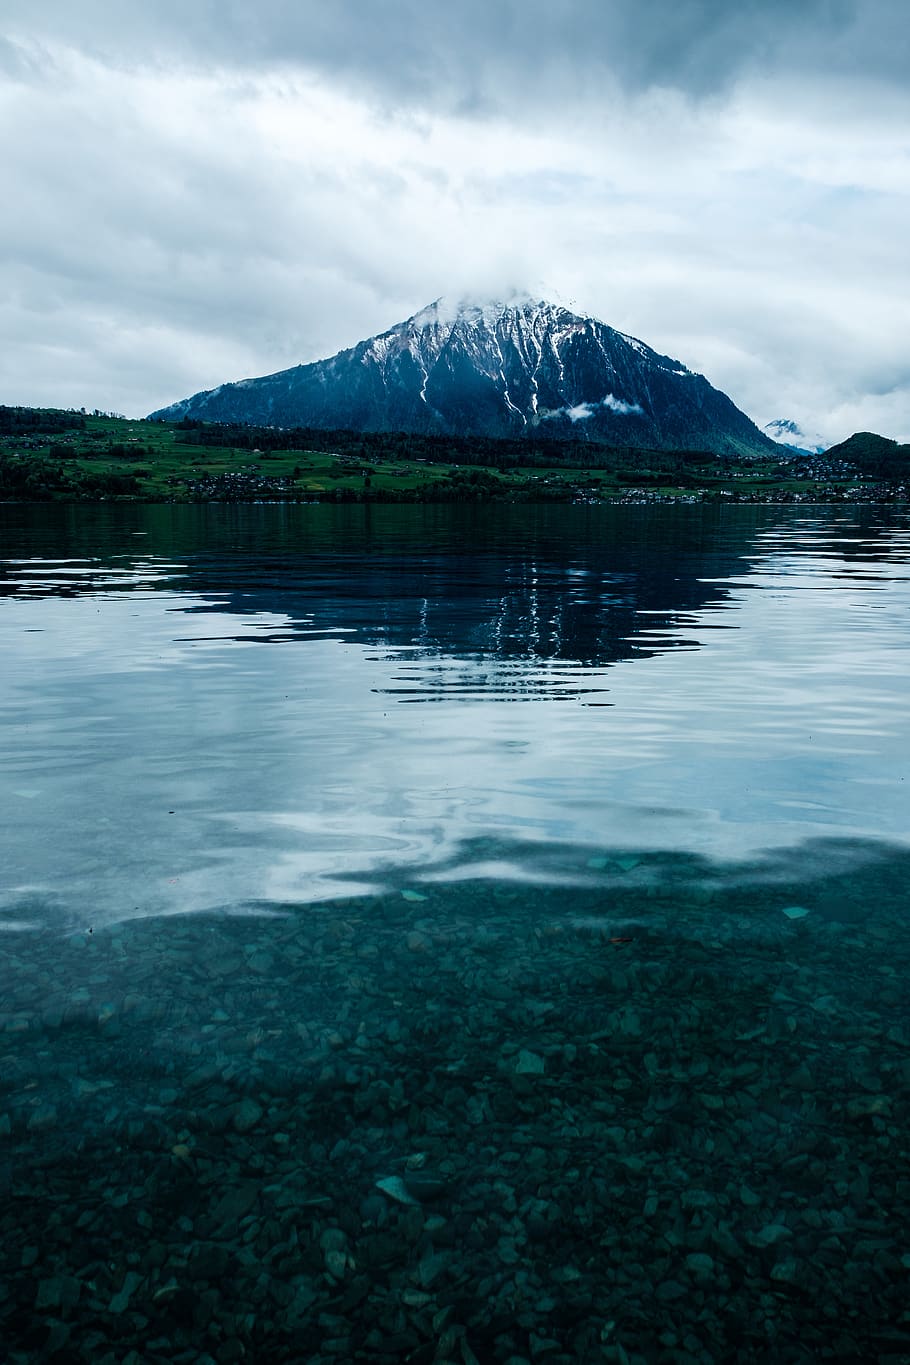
[2,1,908,442]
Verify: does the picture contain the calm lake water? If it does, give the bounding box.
[2,503,909,1362]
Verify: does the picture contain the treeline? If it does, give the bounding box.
[170,417,731,474]
[0,454,140,500]
[0,406,86,435]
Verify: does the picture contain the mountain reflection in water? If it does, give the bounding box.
[1,503,760,688]
[4,502,908,693]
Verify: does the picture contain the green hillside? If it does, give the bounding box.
[824,432,910,478]
[0,407,906,504]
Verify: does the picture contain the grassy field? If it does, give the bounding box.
[0,409,900,503]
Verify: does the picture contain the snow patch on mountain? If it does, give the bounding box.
[619,334,651,358]
[410,292,541,331]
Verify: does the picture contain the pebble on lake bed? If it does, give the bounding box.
[375,1175,420,1206]
[231,1097,263,1132]
[514,1050,546,1076]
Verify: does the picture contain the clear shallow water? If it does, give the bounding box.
[2,503,910,1362]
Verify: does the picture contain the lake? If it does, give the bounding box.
[2,502,909,1362]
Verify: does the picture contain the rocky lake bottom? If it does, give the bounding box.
[2,849,909,1365]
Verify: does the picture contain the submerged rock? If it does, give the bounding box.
[109,1271,143,1314]
[514,1051,545,1076]
[846,1095,892,1120]
[376,1175,421,1206]
[35,1275,81,1310]
[232,1097,263,1132]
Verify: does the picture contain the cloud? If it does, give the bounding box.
[4,2,908,108]
[551,396,646,424]
[603,395,645,417]
[0,5,908,441]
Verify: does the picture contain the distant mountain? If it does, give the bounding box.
[763,418,828,455]
[150,296,776,457]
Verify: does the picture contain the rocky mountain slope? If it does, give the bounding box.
[151,297,776,457]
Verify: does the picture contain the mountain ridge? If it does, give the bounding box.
[150,297,776,458]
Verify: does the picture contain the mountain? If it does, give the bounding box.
[763,418,828,455]
[150,296,775,457]
[824,431,910,479]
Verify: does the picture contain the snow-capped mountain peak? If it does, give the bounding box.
[408,293,544,329]
[150,297,774,457]
[763,418,828,455]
